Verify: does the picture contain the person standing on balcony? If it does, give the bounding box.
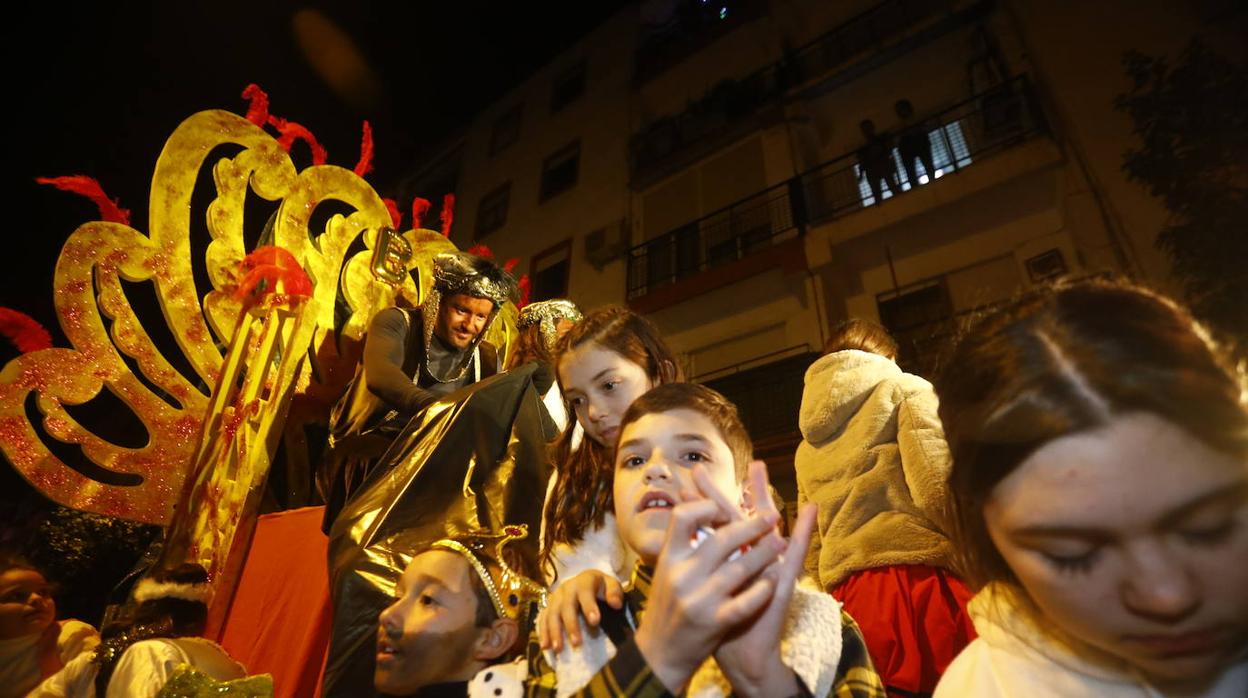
[320,252,516,532]
[895,99,936,188]
[796,319,975,697]
[857,120,901,205]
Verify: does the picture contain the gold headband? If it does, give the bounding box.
[429,525,546,622]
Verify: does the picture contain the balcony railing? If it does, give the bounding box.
[799,74,1045,222]
[627,75,1046,301]
[627,179,802,299]
[630,0,970,183]
[782,0,952,90]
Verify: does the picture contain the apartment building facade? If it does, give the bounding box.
[414,0,1231,499]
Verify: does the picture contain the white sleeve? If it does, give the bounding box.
[105,640,186,698]
[548,515,631,589]
[27,652,99,698]
[56,620,100,664]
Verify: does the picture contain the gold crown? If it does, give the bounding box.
[430,525,546,622]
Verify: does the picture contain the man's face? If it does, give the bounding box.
[375,551,487,695]
[613,409,741,564]
[435,294,494,350]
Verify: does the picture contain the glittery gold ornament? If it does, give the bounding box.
[0,107,518,599]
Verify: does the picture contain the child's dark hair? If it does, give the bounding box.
[823,318,898,360]
[0,549,40,577]
[618,383,753,483]
[541,306,682,572]
[934,278,1248,591]
[131,563,210,637]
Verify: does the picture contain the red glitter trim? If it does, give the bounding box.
[354,121,374,177]
[0,308,52,353]
[440,194,455,237]
[383,198,402,228]
[502,258,519,274]
[411,198,431,230]
[241,84,271,126]
[466,244,494,259]
[35,176,131,225]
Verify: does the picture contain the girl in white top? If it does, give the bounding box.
[931,279,1248,697]
[535,306,682,653]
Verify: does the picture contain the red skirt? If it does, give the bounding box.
[831,565,976,697]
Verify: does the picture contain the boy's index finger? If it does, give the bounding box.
[690,464,746,522]
[664,498,727,553]
[746,460,776,517]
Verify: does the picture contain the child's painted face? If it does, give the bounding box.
[375,551,488,695]
[558,343,653,447]
[613,409,741,563]
[984,412,1248,686]
[0,569,55,639]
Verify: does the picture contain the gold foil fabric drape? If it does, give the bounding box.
[322,362,555,697]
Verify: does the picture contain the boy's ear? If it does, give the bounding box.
[474,617,520,662]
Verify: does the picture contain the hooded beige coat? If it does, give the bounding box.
[796,349,955,591]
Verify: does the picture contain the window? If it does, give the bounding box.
[877,280,953,372]
[489,104,522,156]
[475,182,511,239]
[540,141,580,202]
[1025,249,1067,283]
[530,239,572,302]
[550,60,586,113]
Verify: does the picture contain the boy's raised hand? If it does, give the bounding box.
[697,461,819,698]
[633,486,784,694]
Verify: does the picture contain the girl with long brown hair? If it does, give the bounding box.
[932,279,1248,697]
[537,306,681,651]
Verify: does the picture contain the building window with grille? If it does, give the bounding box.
[550,60,586,113]
[540,141,580,202]
[489,104,522,156]
[530,239,572,302]
[475,182,511,239]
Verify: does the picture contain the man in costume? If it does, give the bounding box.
[322,251,518,531]
[375,527,544,697]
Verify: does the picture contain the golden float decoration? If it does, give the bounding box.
[0,106,518,629]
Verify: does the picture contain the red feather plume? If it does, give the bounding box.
[35,176,131,225]
[0,308,53,353]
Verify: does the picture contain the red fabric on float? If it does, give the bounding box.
[216,506,333,698]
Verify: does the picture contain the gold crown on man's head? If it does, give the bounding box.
[431,252,518,307]
[430,525,546,622]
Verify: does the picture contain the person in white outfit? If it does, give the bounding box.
[932,279,1248,698]
[31,563,259,698]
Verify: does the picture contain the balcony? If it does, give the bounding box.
[799,74,1046,223]
[629,0,983,187]
[626,75,1047,307]
[627,178,805,305]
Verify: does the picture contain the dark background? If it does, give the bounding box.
[4,0,629,348]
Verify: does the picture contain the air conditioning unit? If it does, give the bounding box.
[584,219,630,269]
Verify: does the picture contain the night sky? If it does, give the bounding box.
[4,1,628,358]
